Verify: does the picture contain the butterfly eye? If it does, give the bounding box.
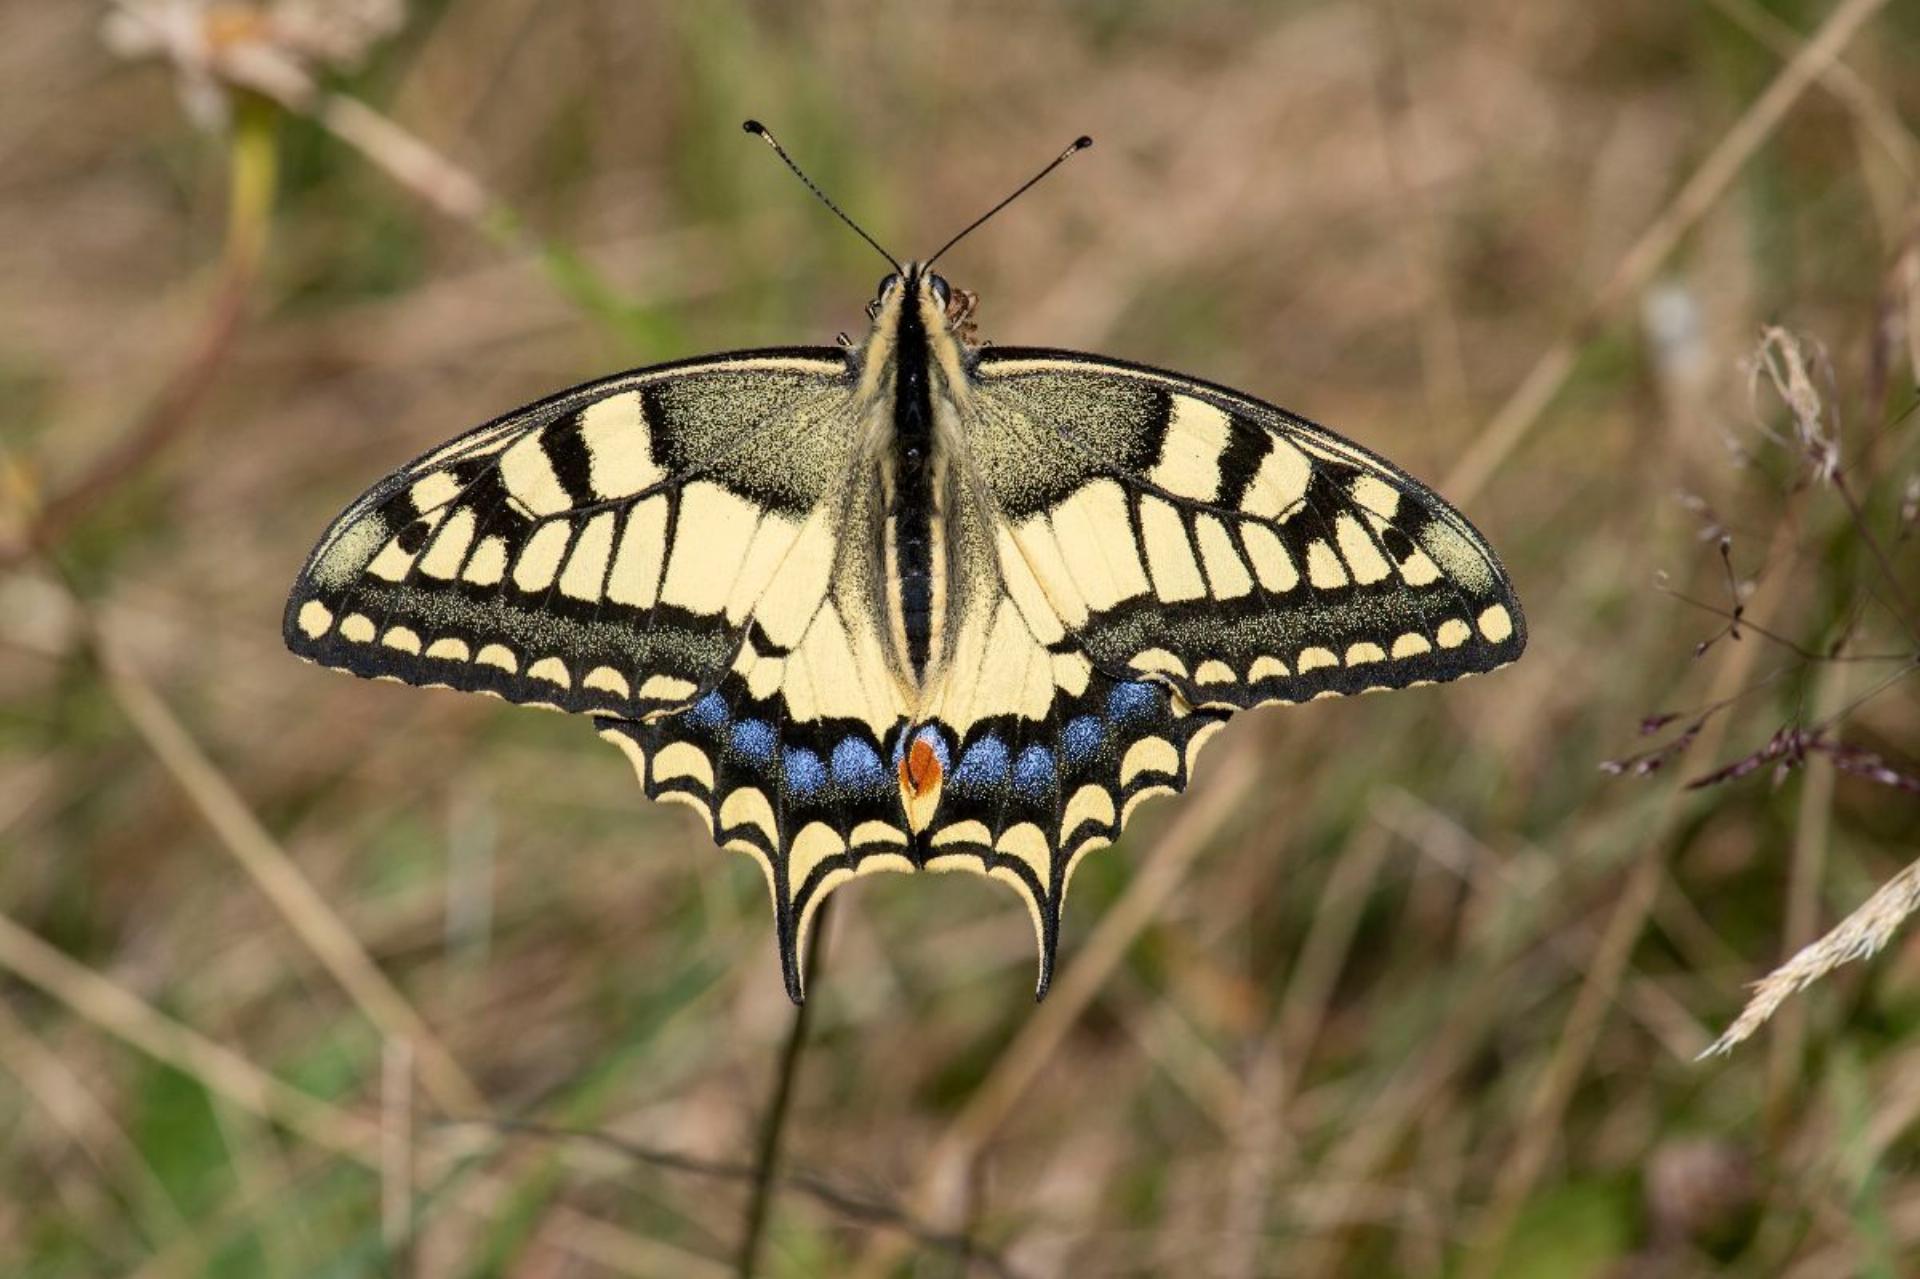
[928,274,951,309]
[874,272,900,301]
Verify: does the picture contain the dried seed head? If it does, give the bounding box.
[101,0,404,131]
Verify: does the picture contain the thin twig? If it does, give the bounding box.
[737,895,833,1278]
[484,1118,1024,1279]
[1833,471,1920,643]
[1653,587,1914,664]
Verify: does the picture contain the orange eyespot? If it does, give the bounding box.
[900,736,942,796]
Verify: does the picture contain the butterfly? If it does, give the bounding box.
[285,124,1525,1003]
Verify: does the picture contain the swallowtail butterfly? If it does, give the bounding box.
[286,125,1525,1002]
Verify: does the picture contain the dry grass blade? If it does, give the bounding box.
[1705,0,1920,182]
[1462,520,1799,1279]
[88,615,488,1119]
[0,907,383,1162]
[1706,855,1920,1058]
[0,999,185,1246]
[0,907,727,1275]
[1443,0,1896,505]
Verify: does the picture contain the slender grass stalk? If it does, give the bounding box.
[736,897,834,1278]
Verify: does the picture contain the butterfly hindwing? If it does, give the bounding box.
[596,672,914,1003]
[914,661,1226,999]
[903,479,1231,998]
[595,483,923,1002]
[968,348,1526,711]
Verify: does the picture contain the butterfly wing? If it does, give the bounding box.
[969,349,1525,701]
[286,349,917,999]
[920,347,1524,993]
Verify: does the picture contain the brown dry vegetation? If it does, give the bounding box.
[2,2,1919,1276]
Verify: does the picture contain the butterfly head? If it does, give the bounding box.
[868,264,978,339]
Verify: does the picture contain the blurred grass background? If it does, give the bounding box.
[2,1,1919,1275]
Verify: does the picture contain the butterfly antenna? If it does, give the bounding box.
[924,135,1093,269]
[743,120,902,273]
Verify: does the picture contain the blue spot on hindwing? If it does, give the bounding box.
[731,719,776,763]
[830,737,887,792]
[953,735,1010,790]
[1013,745,1056,800]
[684,690,729,730]
[1107,681,1159,725]
[1063,715,1104,765]
[783,746,828,797]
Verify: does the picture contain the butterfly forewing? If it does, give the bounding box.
[286,350,861,718]
[967,349,1526,711]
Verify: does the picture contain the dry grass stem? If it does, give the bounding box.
[0,1000,185,1245]
[1765,661,1846,1132]
[1365,0,1472,435]
[1705,0,1920,182]
[2,273,251,566]
[304,91,491,225]
[1220,820,1394,1278]
[1463,520,1800,1278]
[0,907,384,1162]
[89,616,488,1119]
[1444,0,1896,505]
[381,1036,414,1260]
[10,2,1918,1269]
[0,905,734,1274]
